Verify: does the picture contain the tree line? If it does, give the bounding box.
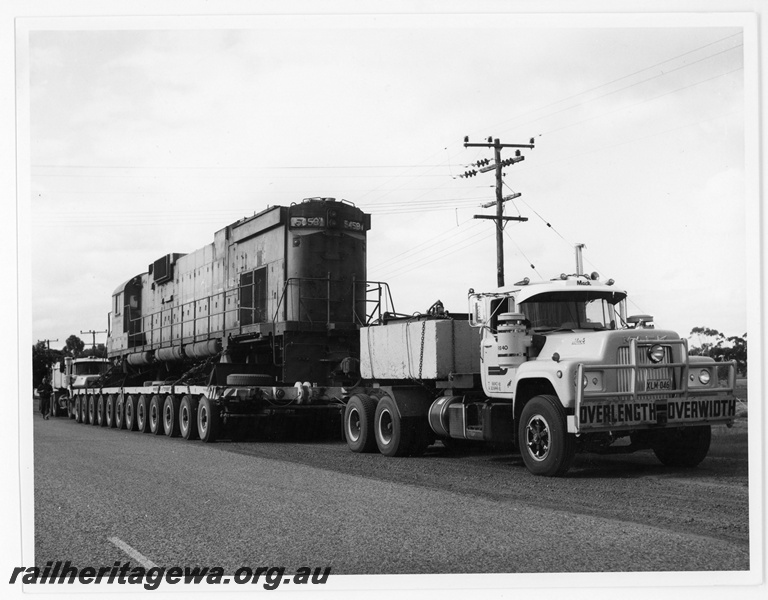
[688,327,747,376]
[32,334,107,387]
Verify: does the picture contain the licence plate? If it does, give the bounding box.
[646,379,672,391]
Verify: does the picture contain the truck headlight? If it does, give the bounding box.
[698,369,711,385]
[648,344,665,363]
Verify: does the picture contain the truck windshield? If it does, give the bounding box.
[73,362,109,376]
[520,293,622,331]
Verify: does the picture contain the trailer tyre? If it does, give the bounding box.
[197,396,219,443]
[115,395,125,430]
[124,395,137,431]
[518,395,575,477]
[87,395,96,425]
[651,425,711,468]
[136,395,150,433]
[96,395,106,427]
[163,395,181,438]
[149,395,164,435]
[344,394,377,453]
[179,395,199,440]
[105,395,116,428]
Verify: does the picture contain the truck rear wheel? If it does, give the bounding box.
[374,396,415,457]
[149,395,164,435]
[136,395,150,433]
[344,394,377,453]
[197,396,219,443]
[74,397,82,423]
[179,395,199,440]
[163,395,181,438]
[518,395,575,477]
[651,425,711,468]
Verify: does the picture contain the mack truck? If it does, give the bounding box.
[344,272,737,476]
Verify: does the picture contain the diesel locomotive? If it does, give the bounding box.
[108,197,374,387]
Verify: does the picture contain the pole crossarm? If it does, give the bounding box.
[473,215,528,222]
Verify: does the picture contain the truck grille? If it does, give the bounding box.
[617,345,674,399]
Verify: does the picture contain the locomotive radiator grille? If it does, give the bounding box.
[616,345,674,401]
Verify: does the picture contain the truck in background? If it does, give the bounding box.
[49,356,110,417]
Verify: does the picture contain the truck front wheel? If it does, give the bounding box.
[344,394,377,453]
[651,425,711,468]
[518,395,575,477]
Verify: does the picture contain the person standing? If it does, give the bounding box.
[37,377,53,420]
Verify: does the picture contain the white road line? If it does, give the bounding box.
[108,536,158,569]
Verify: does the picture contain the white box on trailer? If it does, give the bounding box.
[360,318,481,380]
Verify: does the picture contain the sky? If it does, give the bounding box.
[20,9,755,352]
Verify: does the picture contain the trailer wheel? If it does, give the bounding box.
[149,395,164,435]
[115,395,125,430]
[163,395,181,438]
[124,395,137,431]
[96,395,106,427]
[518,395,575,477]
[87,395,96,425]
[374,396,413,457]
[344,394,377,453]
[179,395,199,440]
[197,396,219,443]
[136,395,150,433]
[104,395,114,428]
[226,374,273,386]
[651,425,711,468]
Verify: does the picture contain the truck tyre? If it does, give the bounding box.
[344,394,377,453]
[518,395,575,477]
[124,395,137,431]
[179,395,199,440]
[163,395,181,438]
[105,395,116,428]
[374,396,413,457]
[87,395,96,425]
[197,396,219,443]
[74,396,82,423]
[149,395,164,435]
[50,394,58,418]
[97,395,106,427]
[226,374,273,386]
[136,395,150,433]
[651,425,711,468]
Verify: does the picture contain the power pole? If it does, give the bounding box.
[463,136,535,287]
[37,338,58,350]
[80,329,107,350]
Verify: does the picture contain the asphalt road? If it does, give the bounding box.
[33,403,750,576]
